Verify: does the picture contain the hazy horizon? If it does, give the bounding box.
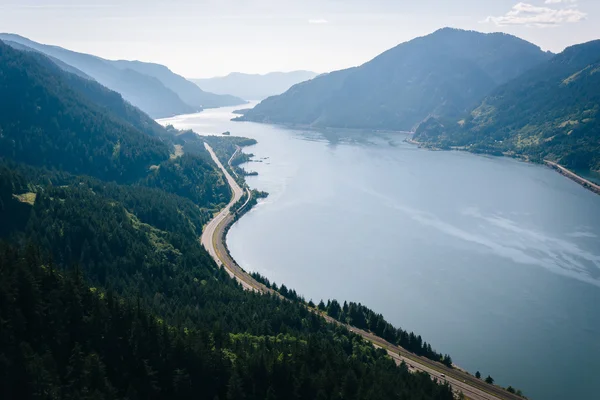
[191,70,320,80]
[1,0,598,78]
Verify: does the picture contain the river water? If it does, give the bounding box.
[160,105,600,400]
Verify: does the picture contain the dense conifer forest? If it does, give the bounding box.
[251,273,453,367]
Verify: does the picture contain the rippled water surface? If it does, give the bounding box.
[160,105,600,400]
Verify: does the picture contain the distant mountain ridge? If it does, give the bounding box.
[111,60,246,109]
[192,71,318,100]
[1,39,93,80]
[237,28,552,131]
[414,40,600,172]
[0,33,246,118]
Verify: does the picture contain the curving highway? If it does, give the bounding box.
[200,142,268,292]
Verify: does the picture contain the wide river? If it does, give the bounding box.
[160,105,600,400]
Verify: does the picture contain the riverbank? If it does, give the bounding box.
[407,137,600,196]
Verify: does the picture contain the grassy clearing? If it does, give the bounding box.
[170,144,184,160]
[12,192,37,205]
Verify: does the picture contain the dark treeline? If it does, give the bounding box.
[320,300,454,368]
[250,272,453,368]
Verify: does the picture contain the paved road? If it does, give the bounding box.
[227,145,253,209]
[200,143,268,292]
[545,159,600,195]
[228,145,241,175]
[388,349,499,400]
[343,323,524,400]
[200,142,521,400]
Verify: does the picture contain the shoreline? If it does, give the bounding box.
[233,116,413,136]
[407,138,600,196]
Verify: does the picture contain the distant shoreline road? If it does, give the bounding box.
[544,160,600,195]
[406,137,600,196]
[201,142,523,400]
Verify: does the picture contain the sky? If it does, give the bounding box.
[0,0,598,78]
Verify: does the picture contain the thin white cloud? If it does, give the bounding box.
[545,0,576,4]
[0,4,117,8]
[484,2,586,27]
[308,19,328,24]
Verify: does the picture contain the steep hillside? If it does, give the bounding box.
[238,28,552,131]
[192,70,318,100]
[414,40,600,172]
[0,41,170,182]
[239,68,355,124]
[0,33,196,118]
[113,60,246,108]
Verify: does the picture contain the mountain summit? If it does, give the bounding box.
[237,28,552,131]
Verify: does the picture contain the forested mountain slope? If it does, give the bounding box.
[0,41,169,182]
[414,40,600,172]
[0,40,456,400]
[0,40,230,204]
[238,28,552,130]
[0,33,198,118]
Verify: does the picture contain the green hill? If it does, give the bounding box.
[414,40,600,172]
[238,28,552,131]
